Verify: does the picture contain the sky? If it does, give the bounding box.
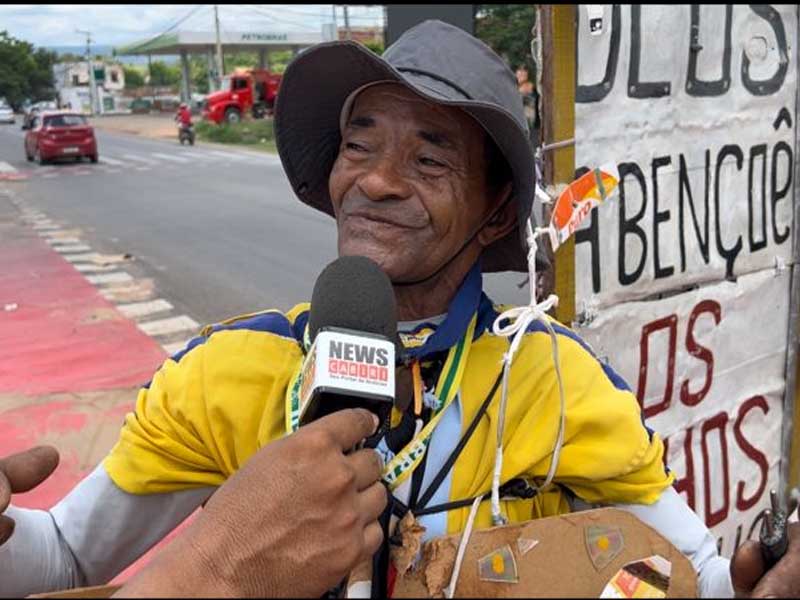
[0,4,385,48]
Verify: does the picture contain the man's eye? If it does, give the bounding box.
[345,142,367,152]
[419,157,445,168]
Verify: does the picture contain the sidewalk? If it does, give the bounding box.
[89,113,177,140]
[0,187,189,584]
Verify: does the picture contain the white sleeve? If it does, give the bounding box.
[0,465,214,597]
[612,487,734,598]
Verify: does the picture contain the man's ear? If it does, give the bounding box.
[478,182,517,248]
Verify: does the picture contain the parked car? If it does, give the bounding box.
[22,101,58,129]
[24,111,98,165]
[0,104,14,124]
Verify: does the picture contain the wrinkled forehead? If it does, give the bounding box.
[338,81,480,140]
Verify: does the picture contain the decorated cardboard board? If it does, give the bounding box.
[390,508,697,598]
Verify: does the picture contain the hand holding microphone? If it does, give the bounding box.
[116,409,387,598]
[119,256,402,599]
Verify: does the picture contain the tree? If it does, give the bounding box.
[148,60,180,86]
[0,31,56,109]
[124,66,145,89]
[189,56,210,95]
[57,52,84,63]
[475,5,537,73]
[362,40,384,56]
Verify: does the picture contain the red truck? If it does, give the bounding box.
[202,68,282,124]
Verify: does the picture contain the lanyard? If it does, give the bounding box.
[284,313,477,491]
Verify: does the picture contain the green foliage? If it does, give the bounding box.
[123,66,145,89]
[0,31,56,110]
[226,51,258,70]
[361,40,384,56]
[148,60,181,86]
[57,52,84,63]
[475,4,537,73]
[266,50,293,75]
[195,118,275,147]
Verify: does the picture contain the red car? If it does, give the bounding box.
[24,111,98,165]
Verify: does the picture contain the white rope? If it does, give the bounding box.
[444,495,483,599]
[489,215,567,526]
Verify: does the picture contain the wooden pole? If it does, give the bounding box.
[538,4,576,325]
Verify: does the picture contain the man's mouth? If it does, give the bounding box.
[344,211,425,230]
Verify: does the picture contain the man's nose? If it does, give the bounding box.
[357,155,413,202]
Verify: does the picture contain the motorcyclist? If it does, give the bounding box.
[175,102,195,145]
[175,102,193,128]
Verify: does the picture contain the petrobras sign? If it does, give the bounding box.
[299,328,395,420]
[240,32,288,42]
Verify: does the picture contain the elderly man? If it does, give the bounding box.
[0,20,796,599]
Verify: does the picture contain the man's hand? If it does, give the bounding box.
[117,408,387,598]
[731,505,800,598]
[0,446,60,546]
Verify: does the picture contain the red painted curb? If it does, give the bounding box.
[0,231,167,395]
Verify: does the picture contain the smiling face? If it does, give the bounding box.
[328,83,515,286]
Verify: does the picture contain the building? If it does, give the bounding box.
[115,28,332,103]
[337,26,384,45]
[52,61,127,114]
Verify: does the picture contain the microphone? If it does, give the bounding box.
[298,255,399,433]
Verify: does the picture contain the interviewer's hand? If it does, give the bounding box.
[116,408,387,598]
[731,505,800,598]
[0,446,60,546]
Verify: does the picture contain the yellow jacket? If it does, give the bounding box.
[104,263,673,535]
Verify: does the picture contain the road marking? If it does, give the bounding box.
[73,263,118,273]
[40,228,82,238]
[117,299,174,319]
[134,166,151,171]
[138,315,199,337]
[99,156,125,166]
[32,223,59,230]
[176,150,215,161]
[53,244,92,253]
[0,161,18,174]
[205,150,248,161]
[151,152,189,164]
[85,272,134,285]
[47,237,82,246]
[72,170,92,176]
[121,153,158,165]
[161,340,193,356]
[42,173,59,179]
[63,252,100,262]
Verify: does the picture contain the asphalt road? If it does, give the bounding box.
[0,121,528,327]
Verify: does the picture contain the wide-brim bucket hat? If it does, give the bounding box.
[274,19,548,273]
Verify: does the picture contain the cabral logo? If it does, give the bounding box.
[328,340,389,383]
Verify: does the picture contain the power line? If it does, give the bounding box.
[135,4,208,48]
[232,5,320,30]
[254,4,383,22]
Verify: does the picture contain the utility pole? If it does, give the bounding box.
[76,29,97,115]
[343,5,351,40]
[214,4,224,90]
[332,4,337,39]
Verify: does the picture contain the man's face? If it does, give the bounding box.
[329,83,505,282]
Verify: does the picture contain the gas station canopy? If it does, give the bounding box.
[114,28,334,56]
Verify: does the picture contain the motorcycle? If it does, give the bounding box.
[178,123,195,146]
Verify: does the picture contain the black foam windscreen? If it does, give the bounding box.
[308,255,397,344]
